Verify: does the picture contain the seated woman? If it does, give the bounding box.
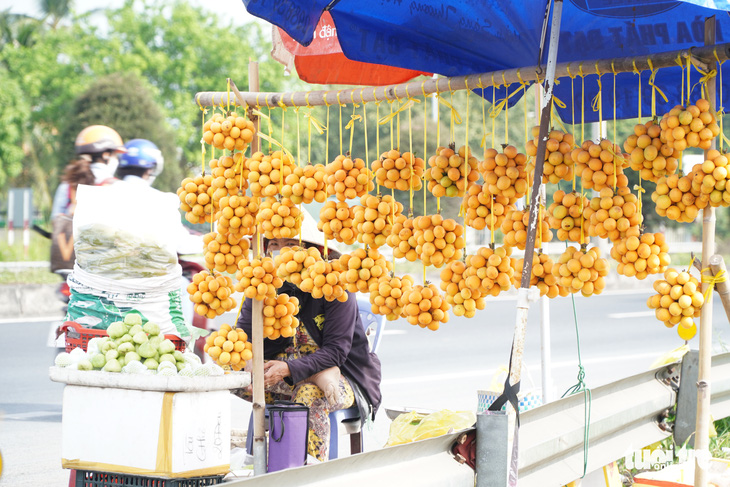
[235,212,382,462]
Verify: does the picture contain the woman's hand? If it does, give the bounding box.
[263,360,291,388]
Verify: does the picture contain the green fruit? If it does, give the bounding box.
[128,325,143,337]
[440,176,453,188]
[117,356,126,367]
[176,361,187,372]
[158,339,176,355]
[118,334,133,344]
[173,350,184,362]
[105,349,119,361]
[445,185,459,197]
[107,322,126,339]
[144,358,159,370]
[101,341,117,353]
[149,335,164,348]
[133,331,149,345]
[77,359,93,371]
[143,322,160,336]
[138,342,156,359]
[125,351,141,363]
[124,313,143,327]
[103,359,122,373]
[159,353,176,364]
[118,342,135,354]
[90,354,106,369]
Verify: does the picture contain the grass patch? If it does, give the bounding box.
[0,231,52,261]
[0,268,62,285]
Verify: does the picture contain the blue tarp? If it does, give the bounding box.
[244,0,730,122]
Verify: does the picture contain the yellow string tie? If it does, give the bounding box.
[489,84,522,119]
[491,74,497,148]
[337,91,345,155]
[716,49,726,151]
[648,59,668,118]
[633,61,643,120]
[689,56,717,103]
[675,54,685,106]
[378,99,419,125]
[196,95,208,175]
[490,194,495,245]
[346,107,362,155]
[633,184,646,218]
[226,78,231,112]
[702,268,727,303]
[567,66,576,146]
[686,53,692,107]
[362,95,369,174]
[592,63,603,129]
[578,64,586,144]
[518,70,529,152]
[437,94,462,125]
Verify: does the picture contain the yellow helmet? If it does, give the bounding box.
[74,125,125,155]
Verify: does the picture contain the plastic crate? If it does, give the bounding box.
[73,470,224,487]
[61,321,186,353]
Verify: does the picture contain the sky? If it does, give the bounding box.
[0,0,261,25]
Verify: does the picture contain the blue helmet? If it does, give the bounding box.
[119,139,164,175]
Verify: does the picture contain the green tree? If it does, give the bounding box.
[61,72,181,189]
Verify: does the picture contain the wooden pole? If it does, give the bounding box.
[710,254,730,325]
[694,16,716,487]
[247,62,268,476]
[194,43,729,109]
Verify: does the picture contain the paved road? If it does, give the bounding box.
[0,290,728,485]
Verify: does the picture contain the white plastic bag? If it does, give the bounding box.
[73,183,181,279]
[66,264,189,338]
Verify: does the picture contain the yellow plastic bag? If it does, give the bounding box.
[386,409,476,447]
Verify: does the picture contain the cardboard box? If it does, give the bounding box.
[61,385,230,478]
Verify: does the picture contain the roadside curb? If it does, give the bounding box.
[0,284,65,319]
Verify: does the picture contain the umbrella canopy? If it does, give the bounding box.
[272,11,430,85]
[244,0,730,121]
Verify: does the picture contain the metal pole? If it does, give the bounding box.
[510,0,563,390]
[694,16,716,487]
[247,63,268,476]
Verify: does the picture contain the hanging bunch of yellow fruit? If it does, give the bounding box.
[401,283,450,331]
[387,214,418,261]
[203,232,249,275]
[440,260,486,318]
[501,207,552,250]
[298,258,348,302]
[552,245,609,297]
[256,197,301,239]
[412,214,466,268]
[465,246,515,297]
[210,154,248,204]
[546,190,590,244]
[352,193,404,248]
[234,256,283,300]
[247,151,296,198]
[325,154,374,201]
[647,267,703,340]
[690,150,730,208]
[480,145,529,201]
[426,144,480,198]
[262,294,300,339]
[215,194,258,240]
[338,247,392,294]
[204,324,252,371]
[651,173,702,223]
[624,120,679,182]
[659,99,719,151]
[526,127,575,183]
[583,187,641,242]
[318,201,356,245]
[202,112,255,152]
[281,164,328,204]
[369,273,414,320]
[610,232,671,279]
[572,139,629,191]
[178,174,214,224]
[188,271,237,319]
[372,149,425,191]
[274,246,321,285]
[513,252,567,298]
[463,184,513,231]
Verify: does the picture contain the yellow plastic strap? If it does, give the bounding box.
[633,61,642,120]
[538,204,543,249]
[388,99,395,149]
[465,89,470,180]
[551,98,570,135]
[338,93,344,155]
[422,81,428,167]
[490,194,495,245]
[257,133,294,163]
[702,268,727,303]
[363,100,369,173]
[346,108,362,154]
[197,96,207,175]
[226,78,231,112]
[408,93,415,213]
[579,64,586,143]
[489,84,522,120]
[295,103,301,167]
[449,83,456,143]
[689,57,717,103]
[503,73,509,144]
[567,66,576,144]
[580,191,585,245]
[520,71,529,151]
[716,49,725,151]
[648,59,668,118]
[325,104,331,164]
[612,62,618,146]
[675,54,685,106]
[687,54,691,107]
[491,74,496,148]
[437,93,462,125]
[592,63,603,127]
[634,184,645,217]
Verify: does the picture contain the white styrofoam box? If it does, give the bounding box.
[62,385,230,477]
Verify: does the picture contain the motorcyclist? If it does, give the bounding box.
[51,125,126,219]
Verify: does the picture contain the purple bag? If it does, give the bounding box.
[268,401,309,472]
